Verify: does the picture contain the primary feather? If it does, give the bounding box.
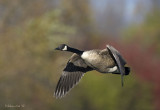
[54,54,92,98]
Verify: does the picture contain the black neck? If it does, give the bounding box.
[67,47,84,55]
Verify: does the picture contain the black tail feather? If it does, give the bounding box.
[112,67,130,75]
[124,67,130,75]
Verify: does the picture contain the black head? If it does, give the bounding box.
[55,44,68,51]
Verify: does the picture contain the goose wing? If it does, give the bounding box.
[54,53,93,98]
[106,45,126,86]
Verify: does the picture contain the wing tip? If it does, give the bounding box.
[54,90,66,99]
[106,44,111,48]
[121,75,124,87]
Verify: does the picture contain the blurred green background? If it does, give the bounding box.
[0,0,160,110]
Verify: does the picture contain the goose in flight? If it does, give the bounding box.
[54,44,130,98]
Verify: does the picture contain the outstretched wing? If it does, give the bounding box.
[54,54,93,98]
[106,45,126,86]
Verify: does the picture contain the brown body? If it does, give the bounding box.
[81,49,116,73]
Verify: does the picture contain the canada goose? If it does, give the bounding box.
[54,44,130,98]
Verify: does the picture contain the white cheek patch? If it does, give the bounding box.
[62,46,67,51]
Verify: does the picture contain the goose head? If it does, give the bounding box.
[55,44,84,55]
[55,44,68,51]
